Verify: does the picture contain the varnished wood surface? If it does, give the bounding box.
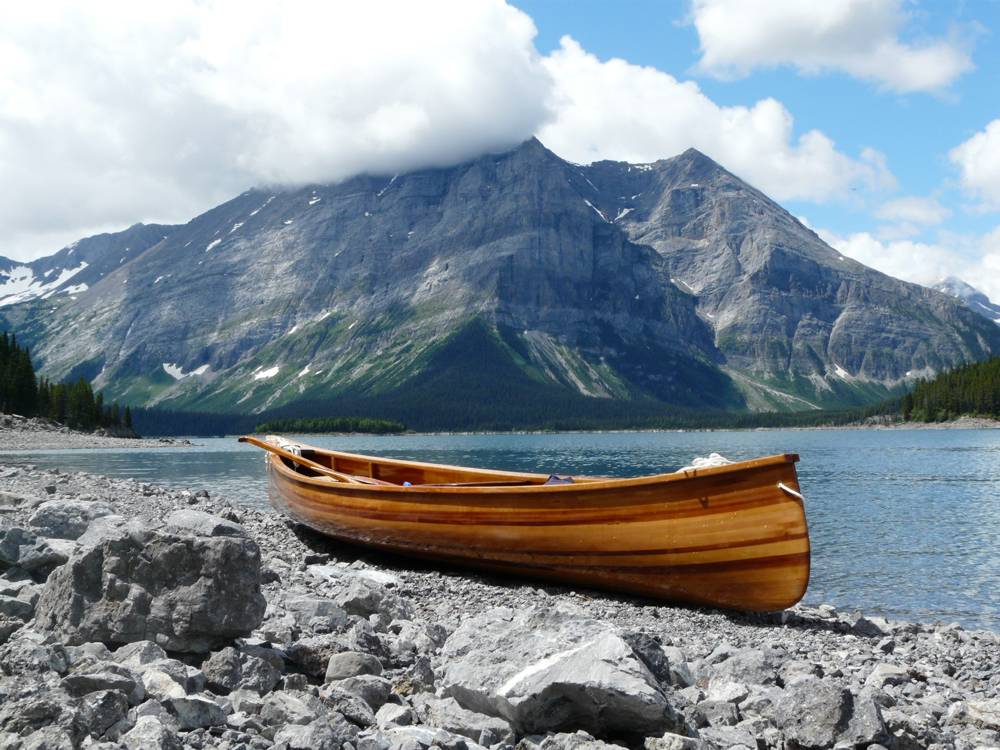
[246,437,810,611]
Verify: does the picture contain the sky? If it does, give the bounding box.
[2,0,999,298]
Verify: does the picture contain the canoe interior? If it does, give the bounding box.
[282,441,583,487]
[255,437,811,612]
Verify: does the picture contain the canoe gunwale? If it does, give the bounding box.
[261,437,800,495]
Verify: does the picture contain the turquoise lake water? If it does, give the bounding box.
[3,428,998,630]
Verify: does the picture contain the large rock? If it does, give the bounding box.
[33,522,266,652]
[439,605,683,736]
[0,527,68,573]
[27,499,115,540]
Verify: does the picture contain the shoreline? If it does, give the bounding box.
[0,413,193,451]
[1,461,998,748]
[243,415,1000,439]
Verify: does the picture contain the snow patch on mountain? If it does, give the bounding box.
[162,363,210,380]
[0,262,89,306]
[253,366,280,380]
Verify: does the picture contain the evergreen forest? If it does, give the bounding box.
[0,332,132,432]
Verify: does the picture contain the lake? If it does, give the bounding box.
[3,428,998,631]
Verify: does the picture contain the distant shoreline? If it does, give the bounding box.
[3,414,997,446]
[0,413,193,451]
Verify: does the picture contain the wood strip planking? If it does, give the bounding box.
[256,438,810,611]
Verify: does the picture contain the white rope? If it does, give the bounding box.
[778,482,804,501]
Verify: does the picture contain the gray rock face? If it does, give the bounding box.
[439,605,683,736]
[12,140,998,421]
[33,522,265,652]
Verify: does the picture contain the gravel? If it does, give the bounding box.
[0,461,997,750]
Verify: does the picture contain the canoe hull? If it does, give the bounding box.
[262,447,810,612]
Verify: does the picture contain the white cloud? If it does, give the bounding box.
[0,1,896,261]
[949,119,1000,209]
[820,227,1000,301]
[0,0,550,260]
[537,37,894,203]
[692,0,973,93]
[873,196,952,239]
[875,196,951,225]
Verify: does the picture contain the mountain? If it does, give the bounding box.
[2,139,998,424]
[0,223,177,307]
[931,277,1000,325]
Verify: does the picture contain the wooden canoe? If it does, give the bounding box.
[240,435,810,611]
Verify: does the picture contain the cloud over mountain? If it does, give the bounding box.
[2,0,891,260]
[691,0,974,93]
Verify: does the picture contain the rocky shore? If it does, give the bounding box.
[0,414,192,451]
[0,465,998,750]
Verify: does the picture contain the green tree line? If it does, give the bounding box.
[254,417,406,434]
[0,332,132,432]
[900,356,1000,422]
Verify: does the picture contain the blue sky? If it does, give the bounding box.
[2,1,998,297]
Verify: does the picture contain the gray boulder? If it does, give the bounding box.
[164,509,246,537]
[113,640,167,668]
[284,593,351,633]
[330,674,392,710]
[376,703,415,728]
[326,651,383,682]
[164,694,227,729]
[201,646,280,695]
[27,499,114,540]
[768,675,869,749]
[519,731,630,750]
[273,715,359,749]
[439,605,683,736]
[379,725,488,750]
[0,527,68,573]
[320,685,378,729]
[78,688,130,737]
[33,523,266,652]
[259,690,327,737]
[61,665,144,705]
[0,593,34,620]
[286,633,349,677]
[336,578,414,620]
[121,716,182,750]
[412,694,514,746]
[644,733,705,750]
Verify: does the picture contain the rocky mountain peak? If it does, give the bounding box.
[931,277,1000,323]
[2,139,997,422]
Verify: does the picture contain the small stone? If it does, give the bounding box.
[375,703,414,728]
[121,716,183,750]
[865,663,910,690]
[165,695,227,730]
[644,733,705,750]
[326,651,383,682]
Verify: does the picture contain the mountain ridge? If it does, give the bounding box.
[3,139,997,422]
